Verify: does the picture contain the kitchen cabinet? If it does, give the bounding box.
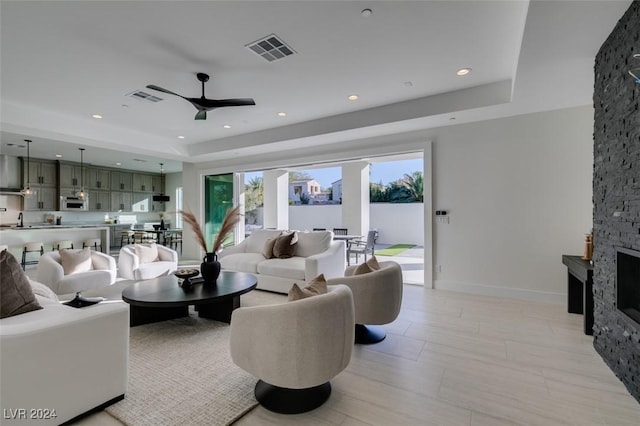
[23,159,57,187]
[59,163,84,188]
[89,190,111,211]
[111,191,132,212]
[23,187,58,211]
[132,192,151,212]
[132,173,153,192]
[152,175,163,193]
[87,167,111,190]
[111,171,133,192]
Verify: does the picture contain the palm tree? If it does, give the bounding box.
[400,171,423,202]
[245,177,264,224]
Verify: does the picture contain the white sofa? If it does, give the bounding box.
[0,282,129,425]
[36,250,117,294]
[219,229,346,293]
[118,244,178,280]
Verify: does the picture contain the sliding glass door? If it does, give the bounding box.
[204,173,234,251]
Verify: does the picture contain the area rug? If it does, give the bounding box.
[106,315,257,426]
[375,244,415,256]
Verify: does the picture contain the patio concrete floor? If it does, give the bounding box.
[371,243,425,285]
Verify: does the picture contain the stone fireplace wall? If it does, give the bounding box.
[592,0,640,403]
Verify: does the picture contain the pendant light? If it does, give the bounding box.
[21,139,33,197]
[75,148,87,200]
[153,162,170,202]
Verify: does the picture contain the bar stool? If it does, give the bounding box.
[83,238,102,252]
[52,240,74,251]
[120,230,135,247]
[134,231,156,244]
[167,231,182,254]
[22,242,44,270]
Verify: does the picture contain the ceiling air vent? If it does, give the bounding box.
[246,34,296,62]
[125,90,163,103]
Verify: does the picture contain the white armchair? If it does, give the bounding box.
[36,250,117,295]
[327,260,403,344]
[230,284,354,414]
[118,244,178,280]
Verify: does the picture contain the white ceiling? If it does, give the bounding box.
[0,0,632,173]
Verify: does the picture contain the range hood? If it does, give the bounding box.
[0,155,24,196]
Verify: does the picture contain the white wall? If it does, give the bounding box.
[289,205,342,232]
[431,106,592,302]
[370,203,424,245]
[288,203,424,245]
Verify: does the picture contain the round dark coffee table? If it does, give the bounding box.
[122,271,257,326]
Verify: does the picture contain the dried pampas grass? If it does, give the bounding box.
[180,209,208,253]
[180,206,241,253]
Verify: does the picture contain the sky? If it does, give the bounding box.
[244,158,423,189]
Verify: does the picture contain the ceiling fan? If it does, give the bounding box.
[146,73,255,120]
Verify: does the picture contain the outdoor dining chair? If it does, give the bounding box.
[347,230,376,265]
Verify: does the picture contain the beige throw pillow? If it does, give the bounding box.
[29,280,59,301]
[353,256,381,275]
[353,262,372,275]
[135,243,159,264]
[288,274,328,301]
[262,237,277,259]
[60,248,92,275]
[0,250,42,318]
[367,255,381,271]
[273,232,297,259]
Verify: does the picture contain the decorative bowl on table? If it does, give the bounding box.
[174,268,200,290]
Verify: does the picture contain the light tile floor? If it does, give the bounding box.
[76,284,640,425]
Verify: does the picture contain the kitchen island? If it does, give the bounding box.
[0,225,111,261]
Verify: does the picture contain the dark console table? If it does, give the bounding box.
[561,255,594,336]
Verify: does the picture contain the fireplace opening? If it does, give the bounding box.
[617,247,640,324]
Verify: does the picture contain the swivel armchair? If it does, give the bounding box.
[230,284,354,414]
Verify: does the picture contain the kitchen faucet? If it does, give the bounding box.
[17,212,23,228]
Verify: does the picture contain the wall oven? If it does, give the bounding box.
[60,196,88,211]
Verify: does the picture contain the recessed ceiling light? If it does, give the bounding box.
[348,95,359,101]
[92,114,103,119]
[404,81,413,87]
[456,68,472,76]
[223,125,232,129]
[177,135,185,139]
[115,162,122,166]
[55,154,63,158]
[361,8,373,18]
[277,112,287,117]
[450,117,456,120]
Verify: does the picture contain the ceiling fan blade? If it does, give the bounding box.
[195,110,207,120]
[217,98,256,107]
[187,98,256,109]
[146,85,187,99]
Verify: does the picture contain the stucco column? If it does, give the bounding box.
[263,169,289,229]
[341,162,370,236]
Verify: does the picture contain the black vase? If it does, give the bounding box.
[201,252,221,284]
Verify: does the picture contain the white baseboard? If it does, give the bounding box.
[434,280,565,304]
